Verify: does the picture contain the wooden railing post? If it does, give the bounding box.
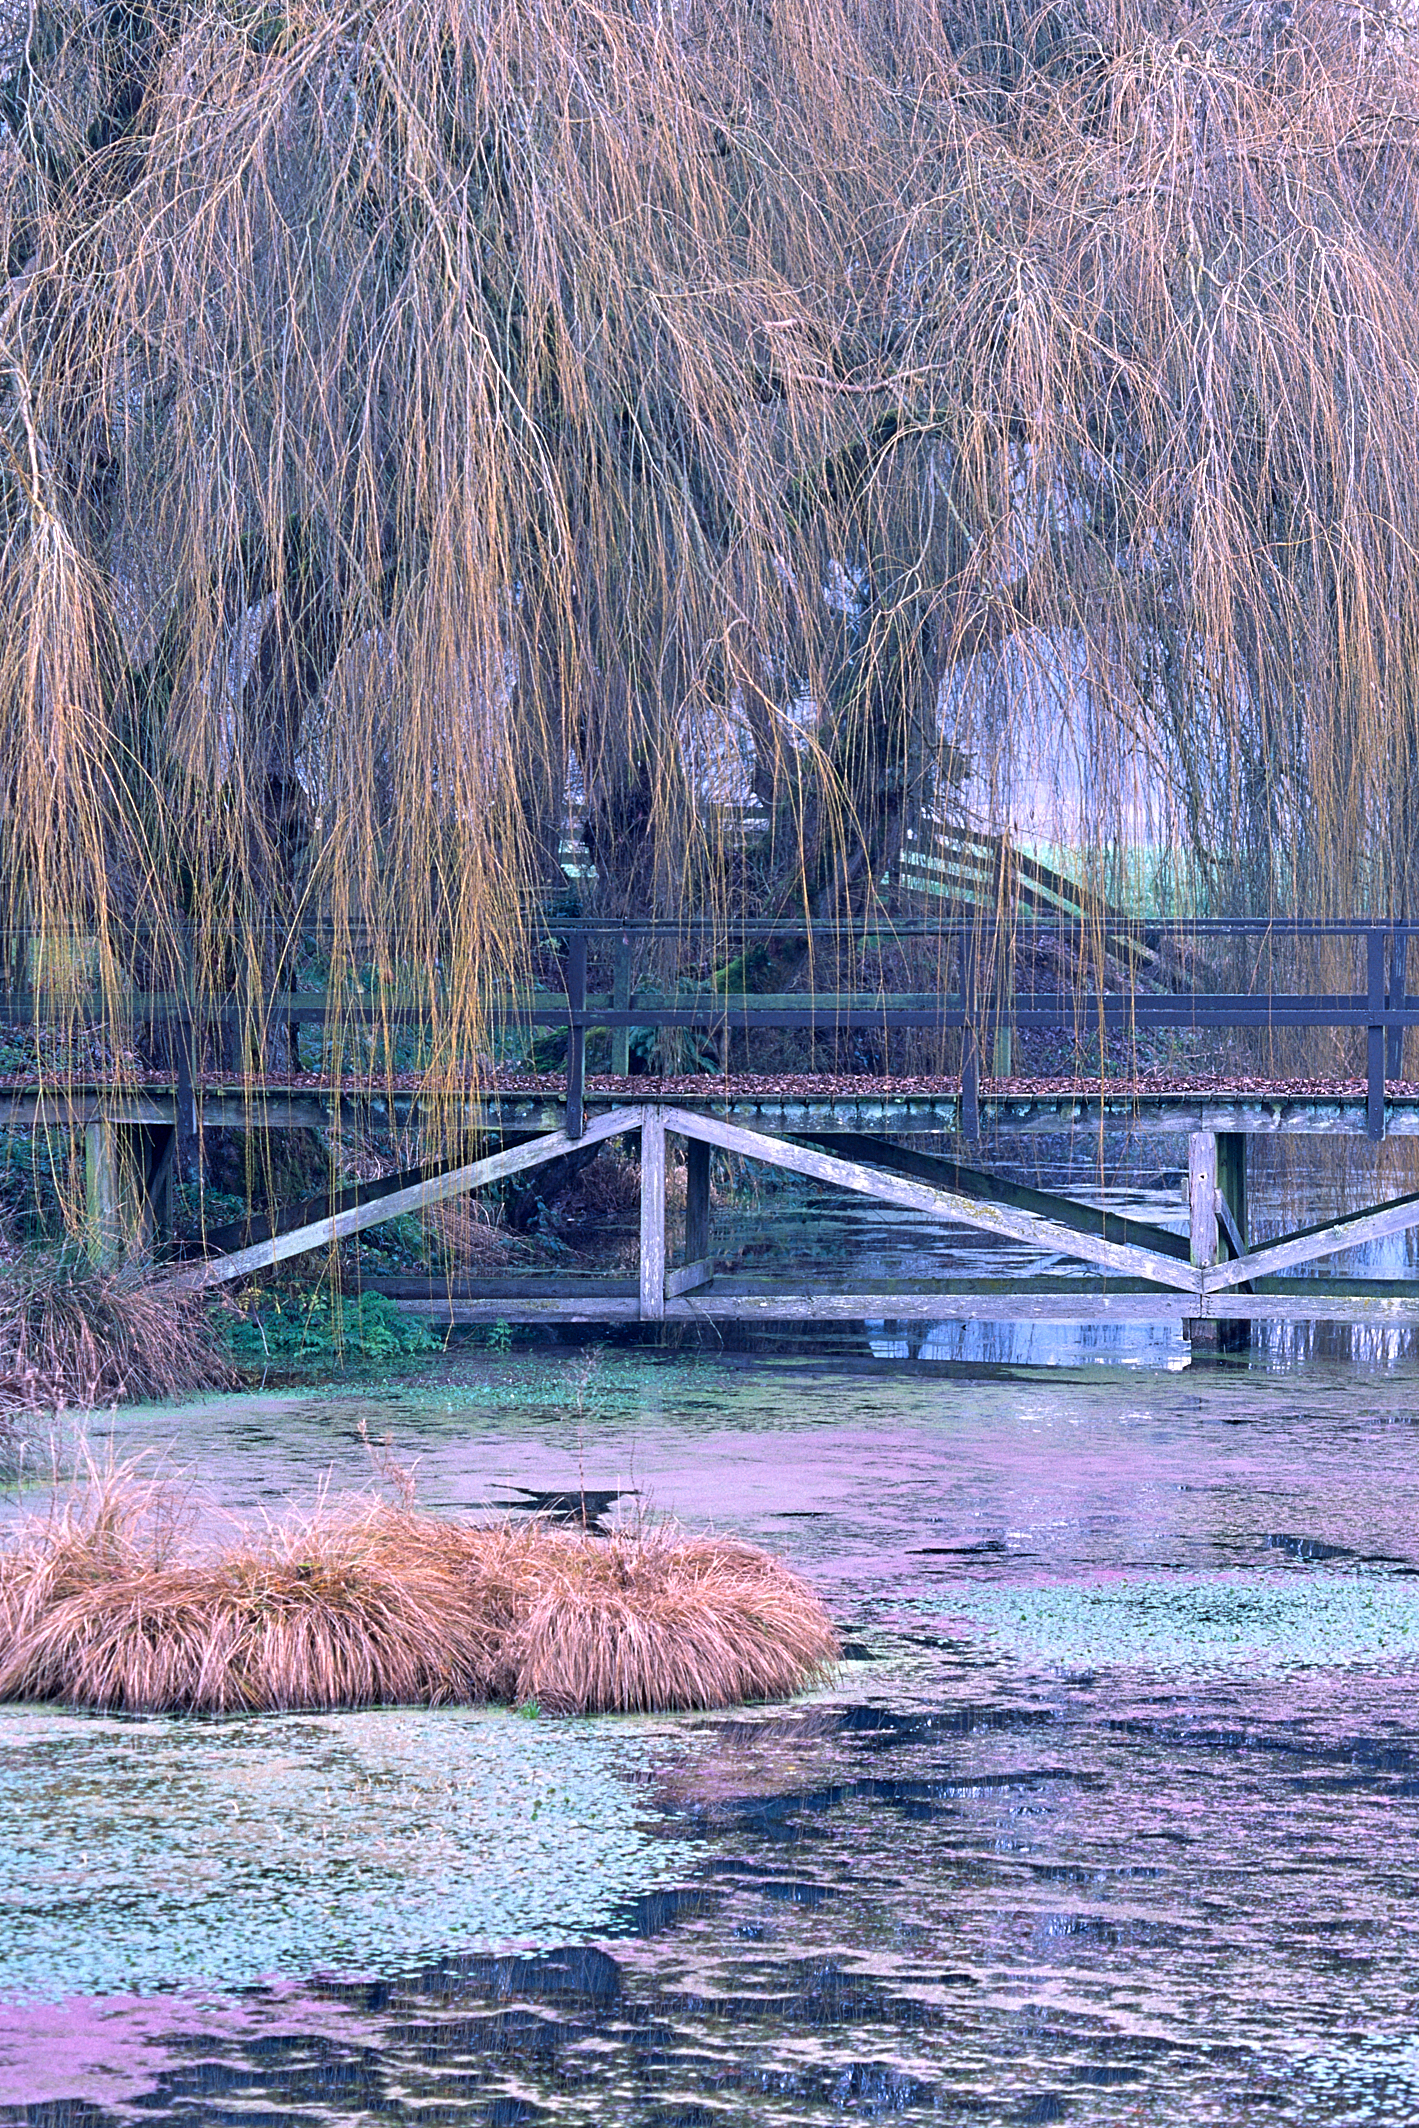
[959,928,980,1140]
[1367,926,1386,1141]
[565,933,588,1140]
[639,1107,666,1321]
[1388,932,1408,1082]
[611,932,631,1078]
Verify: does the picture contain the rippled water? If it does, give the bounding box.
[5,1343,1419,2123]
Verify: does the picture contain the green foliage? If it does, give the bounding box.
[227,1289,442,1370]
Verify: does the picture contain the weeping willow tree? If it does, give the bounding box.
[0,0,1417,1074]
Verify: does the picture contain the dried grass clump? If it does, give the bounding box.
[493,1525,842,1715]
[0,1253,234,1420]
[0,1488,839,1716]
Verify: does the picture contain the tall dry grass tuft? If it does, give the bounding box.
[0,1488,839,1715]
[0,1252,233,1420]
[495,1525,842,1716]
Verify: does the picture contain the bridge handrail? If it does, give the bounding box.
[0,914,1412,1139]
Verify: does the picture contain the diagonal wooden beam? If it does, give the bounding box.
[196,1137,542,1256]
[793,1132,1192,1264]
[661,1107,1201,1292]
[1203,1188,1419,1294]
[163,1108,643,1293]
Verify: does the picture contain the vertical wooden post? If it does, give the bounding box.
[1186,1129,1220,1358]
[1388,933,1408,1082]
[611,933,631,1078]
[1216,1133,1247,1259]
[991,1024,1012,1080]
[565,933,587,1140]
[639,1108,666,1321]
[685,1136,711,1264]
[959,929,980,1140]
[141,1125,178,1257]
[85,1120,121,1265]
[1215,1130,1250,1353]
[1367,926,1386,1141]
[1188,1130,1218,1268]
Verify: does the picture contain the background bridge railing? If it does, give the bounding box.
[3,916,1419,1140]
[540,917,1419,1139]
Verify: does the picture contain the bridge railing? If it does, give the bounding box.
[1,915,1417,1139]
[536,917,1418,1140]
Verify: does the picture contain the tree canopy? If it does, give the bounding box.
[2,0,1418,1053]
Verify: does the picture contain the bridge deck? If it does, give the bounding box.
[6,1072,1419,1135]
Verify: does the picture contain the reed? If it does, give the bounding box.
[0,1490,840,1715]
[0,1251,233,1420]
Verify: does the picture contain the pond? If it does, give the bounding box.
[4,1339,1419,2124]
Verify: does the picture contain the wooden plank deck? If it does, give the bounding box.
[7,1074,1419,1136]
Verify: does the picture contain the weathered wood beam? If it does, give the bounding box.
[84,1121,121,1265]
[1204,1188,1419,1293]
[163,1108,643,1293]
[639,1107,667,1321]
[665,1256,716,1300]
[794,1133,1191,1263]
[363,1275,640,1299]
[395,1296,644,1321]
[1189,1131,1218,1270]
[663,1288,1419,1324]
[663,1107,1201,1292]
[197,1136,543,1256]
[685,1137,711,1264]
[383,1275,1419,1327]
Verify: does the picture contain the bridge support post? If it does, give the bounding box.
[84,1121,120,1266]
[1186,1130,1251,1356]
[639,1108,666,1322]
[685,1136,711,1265]
[84,1121,176,1265]
[1185,1130,1219,1357]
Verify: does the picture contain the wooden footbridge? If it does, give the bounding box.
[10,912,1419,1341]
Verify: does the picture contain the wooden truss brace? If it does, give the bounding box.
[655,1108,1199,1296]
[1200,1189,1419,1295]
[162,1101,1419,1313]
[656,1111,1419,1311]
[165,1107,643,1292]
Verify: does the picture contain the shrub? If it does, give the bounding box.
[226,1289,442,1369]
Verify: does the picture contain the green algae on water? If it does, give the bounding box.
[941,1570,1419,1676]
[0,1705,707,2003]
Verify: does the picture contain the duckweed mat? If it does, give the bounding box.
[0,1704,707,2002]
[944,1568,1419,1674]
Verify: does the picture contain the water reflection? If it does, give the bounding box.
[866,1316,1191,1369]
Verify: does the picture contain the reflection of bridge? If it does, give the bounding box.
[11,913,1419,1338]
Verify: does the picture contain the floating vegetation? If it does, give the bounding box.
[0,1475,840,1715]
[0,1702,710,2001]
[946,1572,1419,1676]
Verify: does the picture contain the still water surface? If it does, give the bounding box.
[5,1342,1419,2123]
